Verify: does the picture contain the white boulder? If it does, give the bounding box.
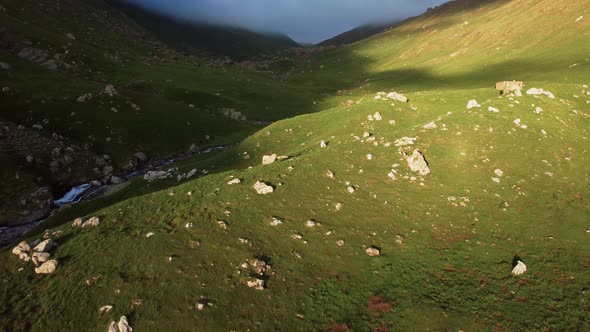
[406,149,431,175]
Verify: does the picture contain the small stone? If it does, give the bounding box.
[146,232,155,238]
[335,202,343,211]
[326,170,335,179]
[320,140,327,148]
[227,178,241,185]
[305,220,317,228]
[512,260,527,276]
[253,181,274,195]
[488,106,500,113]
[246,278,265,291]
[117,316,132,332]
[366,154,373,160]
[366,246,380,257]
[467,100,481,109]
[494,169,504,177]
[347,186,356,194]
[99,305,113,314]
[35,259,58,274]
[270,217,284,226]
[33,239,56,252]
[262,154,277,165]
[492,177,501,183]
[407,149,431,175]
[82,217,100,228]
[373,112,383,121]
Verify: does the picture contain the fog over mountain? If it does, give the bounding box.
[123,0,448,43]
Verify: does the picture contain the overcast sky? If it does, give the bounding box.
[125,0,449,43]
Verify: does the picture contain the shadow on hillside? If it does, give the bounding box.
[11,0,564,244]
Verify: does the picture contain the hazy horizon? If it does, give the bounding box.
[123,0,449,43]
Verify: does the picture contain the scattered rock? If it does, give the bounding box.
[103,85,119,97]
[111,176,125,184]
[534,106,543,114]
[305,220,318,227]
[32,252,50,266]
[81,217,100,228]
[116,316,132,332]
[526,88,555,99]
[253,181,274,195]
[335,202,343,211]
[246,278,265,291]
[146,232,155,238]
[406,149,431,175]
[34,259,58,274]
[512,260,527,276]
[492,177,501,183]
[394,137,416,147]
[270,216,284,226]
[33,239,56,252]
[366,154,373,160]
[373,112,383,121]
[347,186,356,194]
[575,15,583,23]
[496,81,523,93]
[12,241,30,256]
[488,106,500,113]
[386,92,409,103]
[466,99,481,109]
[72,218,82,227]
[326,170,335,179]
[262,154,277,165]
[320,140,327,148]
[366,246,380,257]
[227,178,242,185]
[0,62,11,70]
[423,122,437,129]
[66,33,76,40]
[99,305,113,314]
[494,169,504,177]
[336,240,345,246]
[133,152,148,162]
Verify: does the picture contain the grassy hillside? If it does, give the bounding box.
[1,0,590,331]
[107,0,299,60]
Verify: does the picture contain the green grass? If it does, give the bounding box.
[1,0,590,331]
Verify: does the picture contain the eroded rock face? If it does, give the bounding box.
[407,149,431,175]
[34,259,58,274]
[253,181,274,195]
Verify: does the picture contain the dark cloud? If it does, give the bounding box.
[124,0,449,43]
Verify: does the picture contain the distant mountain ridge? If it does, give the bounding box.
[107,0,299,60]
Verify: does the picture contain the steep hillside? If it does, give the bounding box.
[0,0,320,228]
[1,0,589,331]
[107,0,299,60]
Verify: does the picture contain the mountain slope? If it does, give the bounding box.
[1,0,590,331]
[317,21,399,47]
[107,0,299,60]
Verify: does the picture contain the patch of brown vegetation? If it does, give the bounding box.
[326,323,352,332]
[368,295,393,312]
